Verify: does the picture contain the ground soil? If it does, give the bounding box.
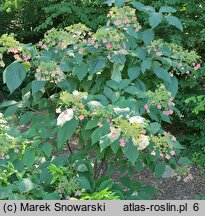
[132,166,205,200]
[68,137,205,200]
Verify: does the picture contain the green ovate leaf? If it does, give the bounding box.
[23,148,35,168]
[32,80,46,95]
[57,118,79,150]
[85,118,99,130]
[91,123,110,145]
[135,48,146,60]
[155,161,166,177]
[42,143,53,157]
[142,29,155,45]
[77,176,92,191]
[131,2,145,11]
[141,59,152,73]
[114,0,127,7]
[159,6,176,13]
[122,140,139,165]
[0,187,12,199]
[165,75,178,97]
[153,66,171,83]
[128,65,141,80]
[178,157,192,165]
[171,140,184,149]
[88,56,107,74]
[73,62,88,81]
[149,12,163,29]
[3,62,27,93]
[0,100,17,108]
[165,15,183,31]
[111,63,124,83]
[74,161,89,172]
[150,122,161,135]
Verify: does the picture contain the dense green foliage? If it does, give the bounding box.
[0,0,108,42]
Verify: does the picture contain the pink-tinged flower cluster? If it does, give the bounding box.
[171,136,176,141]
[8,46,31,62]
[106,44,112,50]
[88,38,95,45]
[102,38,107,43]
[7,47,21,53]
[183,173,193,182]
[146,84,175,116]
[148,47,163,57]
[155,51,163,56]
[13,148,19,154]
[41,24,90,51]
[169,72,173,77]
[144,104,150,113]
[0,150,10,159]
[97,122,103,127]
[14,54,22,61]
[107,6,141,31]
[178,63,183,67]
[163,132,177,143]
[165,153,171,160]
[119,138,126,147]
[23,54,31,61]
[38,41,49,50]
[75,190,82,196]
[193,63,201,70]
[91,28,127,55]
[78,115,84,121]
[163,131,168,136]
[114,20,121,26]
[141,129,146,134]
[168,101,174,107]
[157,104,162,109]
[78,47,84,54]
[163,98,175,116]
[163,109,174,116]
[150,130,178,159]
[106,118,111,123]
[35,61,64,83]
[174,166,193,182]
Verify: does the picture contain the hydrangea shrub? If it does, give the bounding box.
[0,1,200,199]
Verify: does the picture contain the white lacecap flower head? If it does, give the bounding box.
[87,100,103,111]
[57,109,74,126]
[129,116,145,124]
[72,90,88,99]
[72,90,80,96]
[133,135,150,150]
[113,107,130,115]
[108,128,121,142]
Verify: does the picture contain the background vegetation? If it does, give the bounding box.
[0,0,205,199]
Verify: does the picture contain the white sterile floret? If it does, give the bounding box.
[113,107,130,113]
[87,100,103,111]
[72,90,88,99]
[108,128,121,142]
[72,90,80,96]
[129,116,145,124]
[57,109,74,126]
[133,135,150,150]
